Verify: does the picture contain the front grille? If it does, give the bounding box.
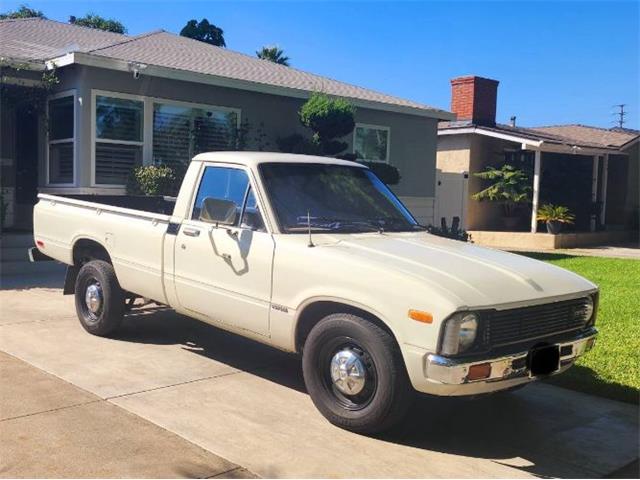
[485,297,591,347]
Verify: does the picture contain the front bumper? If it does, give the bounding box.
[405,328,597,396]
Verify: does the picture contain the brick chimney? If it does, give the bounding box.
[450,76,499,125]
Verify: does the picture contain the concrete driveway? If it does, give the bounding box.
[0,284,638,478]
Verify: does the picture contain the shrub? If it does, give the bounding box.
[276,133,320,155]
[472,164,531,217]
[360,161,401,186]
[126,164,185,196]
[427,217,471,242]
[536,204,575,224]
[299,93,355,156]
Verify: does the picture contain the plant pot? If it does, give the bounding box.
[503,216,520,230]
[546,220,563,235]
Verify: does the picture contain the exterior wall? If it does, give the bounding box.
[44,65,439,201]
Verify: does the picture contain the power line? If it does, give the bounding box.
[612,104,626,128]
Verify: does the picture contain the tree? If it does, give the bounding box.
[472,164,531,217]
[180,19,225,47]
[277,93,400,184]
[69,14,126,33]
[299,93,355,156]
[256,46,290,66]
[0,4,45,19]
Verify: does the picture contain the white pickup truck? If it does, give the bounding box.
[32,152,598,433]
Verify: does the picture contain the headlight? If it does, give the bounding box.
[440,312,479,356]
[581,295,595,325]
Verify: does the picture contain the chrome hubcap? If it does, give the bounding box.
[330,349,366,395]
[85,283,103,315]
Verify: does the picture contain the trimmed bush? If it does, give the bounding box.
[126,164,185,196]
[360,161,401,186]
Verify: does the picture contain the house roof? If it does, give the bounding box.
[0,18,453,119]
[438,120,639,153]
[529,125,639,149]
[0,17,128,61]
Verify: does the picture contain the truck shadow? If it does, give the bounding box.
[117,306,636,478]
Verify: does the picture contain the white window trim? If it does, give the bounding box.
[353,123,391,164]
[46,89,77,186]
[91,89,242,187]
[91,89,146,187]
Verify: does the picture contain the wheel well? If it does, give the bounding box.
[294,301,398,353]
[72,239,112,266]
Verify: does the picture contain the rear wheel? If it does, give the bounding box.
[302,313,413,434]
[74,260,125,336]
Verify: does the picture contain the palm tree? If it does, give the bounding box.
[256,46,290,66]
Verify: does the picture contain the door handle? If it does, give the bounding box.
[183,227,200,237]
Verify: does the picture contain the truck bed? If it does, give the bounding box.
[58,195,176,216]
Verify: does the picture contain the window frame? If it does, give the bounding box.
[91,90,146,187]
[46,90,77,186]
[352,123,391,164]
[187,162,271,233]
[91,89,243,188]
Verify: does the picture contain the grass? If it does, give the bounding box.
[516,252,640,404]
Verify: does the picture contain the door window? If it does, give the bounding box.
[240,187,266,232]
[191,166,249,223]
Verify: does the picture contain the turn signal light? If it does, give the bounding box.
[408,310,433,324]
[468,363,491,381]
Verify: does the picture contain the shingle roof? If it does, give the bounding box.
[0,17,127,61]
[0,18,451,118]
[529,124,638,149]
[439,120,639,151]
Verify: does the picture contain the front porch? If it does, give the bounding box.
[468,229,636,251]
[466,130,638,249]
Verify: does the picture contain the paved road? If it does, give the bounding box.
[1,286,638,478]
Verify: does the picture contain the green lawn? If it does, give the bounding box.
[516,252,639,404]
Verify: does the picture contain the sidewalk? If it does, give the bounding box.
[0,351,255,478]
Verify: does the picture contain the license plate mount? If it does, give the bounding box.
[528,345,560,376]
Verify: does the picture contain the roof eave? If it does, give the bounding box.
[48,51,454,120]
[0,56,46,71]
[438,126,625,155]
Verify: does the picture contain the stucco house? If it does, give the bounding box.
[436,76,639,249]
[0,17,453,232]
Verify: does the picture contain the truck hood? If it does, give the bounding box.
[320,232,596,308]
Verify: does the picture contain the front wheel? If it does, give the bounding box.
[302,313,413,434]
[74,260,125,336]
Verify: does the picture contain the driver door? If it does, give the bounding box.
[173,164,274,336]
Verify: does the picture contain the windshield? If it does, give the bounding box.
[258,162,421,233]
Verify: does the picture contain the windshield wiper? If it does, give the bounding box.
[289,217,382,233]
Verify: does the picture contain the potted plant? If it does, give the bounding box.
[472,164,531,229]
[536,204,575,234]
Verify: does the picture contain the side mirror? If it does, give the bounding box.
[199,197,237,225]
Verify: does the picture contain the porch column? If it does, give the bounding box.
[600,154,609,226]
[530,150,542,233]
[591,155,600,232]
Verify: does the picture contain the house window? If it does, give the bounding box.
[48,95,74,184]
[354,124,390,163]
[153,102,239,168]
[95,95,144,185]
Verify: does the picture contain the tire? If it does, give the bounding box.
[74,260,125,336]
[302,313,413,434]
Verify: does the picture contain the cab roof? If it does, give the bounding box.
[191,151,366,169]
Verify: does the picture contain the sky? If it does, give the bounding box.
[3,0,639,129]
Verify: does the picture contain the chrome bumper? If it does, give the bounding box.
[425,328,597,386]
